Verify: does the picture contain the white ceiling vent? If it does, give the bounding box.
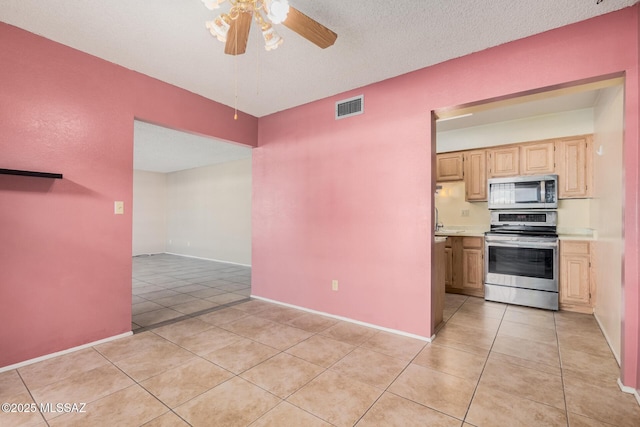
[336,95,364,120]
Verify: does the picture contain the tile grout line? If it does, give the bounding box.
[132,297,252,334]
[14,369,50,427]
[459,301,508,424]
[356,295,479,425]
[554,311,571,427]
[351,338,431,425]
[141,304,325,425]
[94,345,191,426]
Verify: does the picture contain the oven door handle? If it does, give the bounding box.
[486,240,558,249]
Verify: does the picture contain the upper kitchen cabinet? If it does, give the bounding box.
[435,133,593,200]
[487,146,519,178]
[555,135,593,198]
[464,150,487,201]
[520,140,555,175]
[436,152,464,181]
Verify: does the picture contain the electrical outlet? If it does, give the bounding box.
[332,280,338,291]
[461,209,470,217]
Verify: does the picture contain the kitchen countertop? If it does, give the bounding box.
[434,226,488,238]
[434,226,596,240]
[558,234,596,241]
[557,227,596,240]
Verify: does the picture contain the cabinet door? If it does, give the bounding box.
[559,241,591,309]
[555,135,592,198]
[461,248,484,297]
[488,146,519,178]
[444,246,454,289]
[437,153,464,182]
[461,237,484,297]
[464,150,487,201]
[520,141,555,175]
[444,237,463,292]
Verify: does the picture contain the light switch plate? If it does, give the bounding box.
[114,201,124,215]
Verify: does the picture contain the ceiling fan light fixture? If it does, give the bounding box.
[266,0,290,24]
[261,24,283,51]
[206,13,231,42]
[201,0,225,10]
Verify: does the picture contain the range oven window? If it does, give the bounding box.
[488,246,554,279]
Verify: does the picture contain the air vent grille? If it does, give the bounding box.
[335,95,364,120]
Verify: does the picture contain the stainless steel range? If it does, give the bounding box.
[484,175,560,310]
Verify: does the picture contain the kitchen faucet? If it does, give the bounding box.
[435,207,443,231]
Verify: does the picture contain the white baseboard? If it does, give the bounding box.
[0,331,133,373]
[618,378,640,406]
[251,295,433,342]
[593,312,621,366]
[164,252,251,268]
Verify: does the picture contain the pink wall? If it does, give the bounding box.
[1,6,639,391]
[253,5,640,388]
[0,23,258,368]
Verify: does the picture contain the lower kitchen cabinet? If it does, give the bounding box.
[444,236,484,297]
[559,240,595,313]
[432,240,446,334]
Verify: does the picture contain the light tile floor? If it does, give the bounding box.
[131,254,252,330]
[2,255,640,426]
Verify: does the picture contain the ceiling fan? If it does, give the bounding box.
[201,0,338,55]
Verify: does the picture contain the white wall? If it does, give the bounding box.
[132,170,167,255]
[166,157,252,266]
[437,109,594,153]
[592,85,624,362]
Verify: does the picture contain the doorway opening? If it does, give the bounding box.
[432,75,625,362]
[131,120,253,330]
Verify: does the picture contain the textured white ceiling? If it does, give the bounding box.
[2,0,635,172]
[133,121,251,173]
[436,90,601,132]
[1,0,636,118]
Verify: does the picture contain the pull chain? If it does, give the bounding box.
[234,15,238,120]
[256,22,260,96]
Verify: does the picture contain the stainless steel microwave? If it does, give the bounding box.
[487,175,558,210]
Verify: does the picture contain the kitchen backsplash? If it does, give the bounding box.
[435,182,490,227]
[435,181,593,232]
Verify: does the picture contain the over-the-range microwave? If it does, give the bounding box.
[487,174,558,210]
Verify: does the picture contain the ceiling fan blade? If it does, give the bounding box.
[283,6,337,49]
[225,11,252,55]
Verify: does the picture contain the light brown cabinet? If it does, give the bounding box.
[487,146,519,178]
[444,245,454,289]
[520,141,555,175]
[559,240,594,313]
[432,240,446,333]
[436,134,593,201]
[464,150,487,201]
[444,236,484,297]
[555,135,592,198]
[436,152,464,182]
